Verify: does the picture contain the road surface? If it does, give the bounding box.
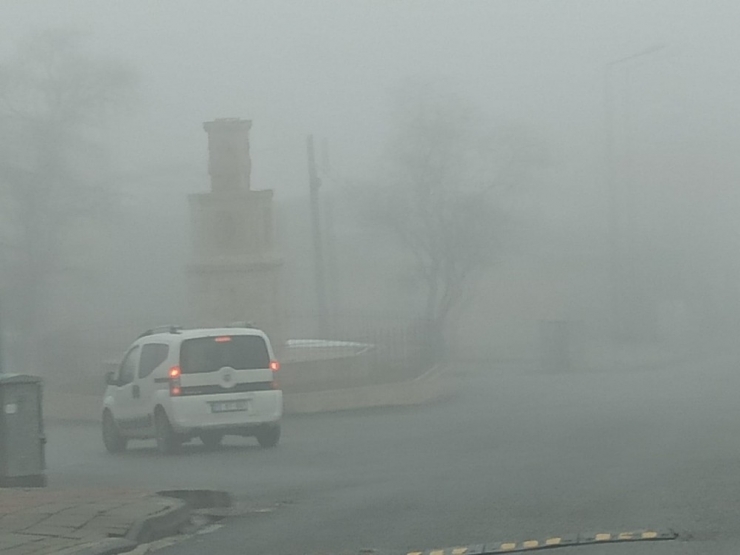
[46,357,740,554]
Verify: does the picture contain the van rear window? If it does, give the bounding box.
[179,336,270,374]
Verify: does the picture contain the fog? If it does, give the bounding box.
[2,1,740,381]
[8,3,740,554]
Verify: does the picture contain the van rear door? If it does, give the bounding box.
[177,335,273,395]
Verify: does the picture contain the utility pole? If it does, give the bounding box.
[322,143,340,323]
[307,135,328,337]
[321,137,330,175]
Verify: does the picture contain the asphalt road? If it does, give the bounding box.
[46,355,740,555]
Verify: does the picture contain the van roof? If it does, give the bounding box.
[141,327,267,342]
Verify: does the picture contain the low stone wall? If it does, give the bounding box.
[283,363,449,414]
[280,350,375,392]
[43,364,450,421]
[279,339,427,392]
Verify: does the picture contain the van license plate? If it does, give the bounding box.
[211,400,249,413]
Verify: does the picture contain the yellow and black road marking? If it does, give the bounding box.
[407,530,677,555]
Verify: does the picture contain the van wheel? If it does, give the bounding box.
[256,424,280,448]
[154,409,181,455]
[102,411,127,454]
[199,432,223,449]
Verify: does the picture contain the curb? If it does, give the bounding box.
[156,489,233,510]
[57,538,138,555]
[126,490,232,545]
[63,490,232,555]
[124,496,191,545]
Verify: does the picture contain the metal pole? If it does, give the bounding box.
[605,44,666,366]
[320,139,340,322]
[325,194,339,321]
[307,135,328,337]
[0,302,4,373]
[605,63,621,360]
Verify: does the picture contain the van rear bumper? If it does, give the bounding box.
[168,390,282,433]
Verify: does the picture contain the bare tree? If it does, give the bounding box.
[366,83,542,356]
[0,29,136,372]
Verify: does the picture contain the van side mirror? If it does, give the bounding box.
[105,371,117,386]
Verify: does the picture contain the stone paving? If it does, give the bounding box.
[0,488,182,555]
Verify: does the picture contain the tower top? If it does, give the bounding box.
[203,118,253,193]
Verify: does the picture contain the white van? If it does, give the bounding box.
[102,326,282,454]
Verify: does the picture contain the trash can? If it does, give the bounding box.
[0,374,46,487]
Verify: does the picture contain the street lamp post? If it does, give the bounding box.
[605,44,666,364]
[306,134,328,338]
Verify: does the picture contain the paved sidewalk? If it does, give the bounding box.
[0,488,184,555]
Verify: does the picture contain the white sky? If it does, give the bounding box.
[1,0,739,208]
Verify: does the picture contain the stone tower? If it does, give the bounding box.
[187,118,283,347]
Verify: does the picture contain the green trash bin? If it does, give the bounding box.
[0,374,46,487]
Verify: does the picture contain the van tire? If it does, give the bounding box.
[102,410,127,454]
[199,432,223,449]
[154,408,181,455]
[256,424,280,448]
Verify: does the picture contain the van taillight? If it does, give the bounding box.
[169,366,182,396]
[270,360,280,389]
